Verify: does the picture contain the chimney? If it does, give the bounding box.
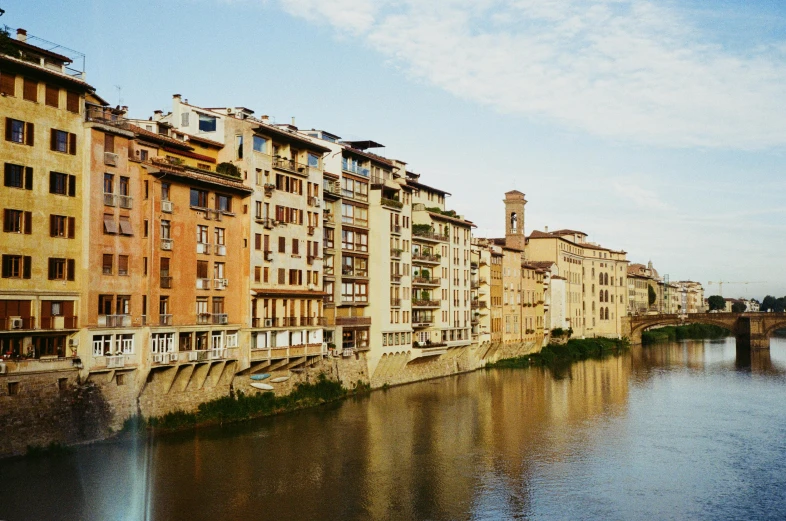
[153,110,163,121]
[173,94,181,100]
[545,225,549,233]
[260,115,269,122]
[291,116,296,126]
[16,28,27,42]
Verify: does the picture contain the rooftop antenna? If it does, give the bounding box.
[114,85,123,107]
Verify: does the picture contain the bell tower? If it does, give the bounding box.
[504,190,527,251]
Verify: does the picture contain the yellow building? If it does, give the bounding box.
[1,29,93,368]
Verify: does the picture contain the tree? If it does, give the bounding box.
[647,285,657,307]
[708,295,726,311]
[761,295,786,313]
[731,302,747,313]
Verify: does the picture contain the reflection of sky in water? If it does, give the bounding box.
[1,338,785,521]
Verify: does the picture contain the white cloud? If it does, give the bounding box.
[276,0,786,149]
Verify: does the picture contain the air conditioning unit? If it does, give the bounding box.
[213,210,223,222]
[104,152,119,166]
[314,199,321,207]
[264,251,273,261]
[188,351,198,362]
[161,239,173,251]
[308,284,316,291]
[0,363,6,374]
[10,317,23,329]
[69,338,79,347]
[215,244,226,256]
[203,209,212,220]
[161,200,173,213]
[226,108,234,115]
[168,352,179,362]
[153,353,165,364]
[264,318,273,328]
[263,219,274,230]
[218,315,228,325]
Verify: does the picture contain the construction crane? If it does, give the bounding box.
[706,281,765,297]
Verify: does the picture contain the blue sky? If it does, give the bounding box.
[8,0,786,298]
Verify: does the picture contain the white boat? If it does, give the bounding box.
[270,376,291,383]
[250,382,274,391]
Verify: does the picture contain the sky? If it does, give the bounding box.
[7,0,786,298]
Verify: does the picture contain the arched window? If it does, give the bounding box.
[510,212,517,232]
[598,273,603,285]
[605,290,609,302]
[605,308,610,320]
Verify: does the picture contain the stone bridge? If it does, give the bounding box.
[622,312,786,349]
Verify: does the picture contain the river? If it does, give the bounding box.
[2,337,786,521]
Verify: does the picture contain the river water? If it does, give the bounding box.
[2,337,786,521]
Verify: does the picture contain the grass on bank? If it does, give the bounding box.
[123,374,368,433]
[641,324,730,345]
[486,337,630,370]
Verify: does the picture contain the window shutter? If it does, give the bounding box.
[50,214,56,236]
[24,167,33,190]
[48,258,55,280]
[50,129,56,151]
[68,217,75,238]
[67,259,75,281]
[49,171,56,193]
[69,133,76,155]
[23,256,32,279]
[25,123,34,146]
[68,175,76,197]
[24,212,31,234]
[5,118,11,141]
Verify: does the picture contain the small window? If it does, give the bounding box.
[116,373,126,386]
[45,85,59,107]
[253,135,267,153]
[66,92,79,113]
[216,194,232,212]
[198,113,217,132]
[23,78,37,102]
[104,133,115,153]
[102,254,113,275]
[8,382,20,396]
[0,72,15,96]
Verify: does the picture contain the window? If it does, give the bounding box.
[103,254,113,275]
[103,214,118,235]
[48,258,72,280]
[93,335,112,356]
[160,220,171,239]
[0,72,15,96]
[161,182,170,201]
[50,129,76,154]
[236,135,243,159]
[23,78,37,102]
[6,118,34,146]
[214,262,225,279]
[197,225,209,244]
[3,209,28,234]
[104,173,114,194]
[253,135,267,153]
[307,153,319,168]
[50,172,76,196]
[181,112,190,127]
[4,164,32,190]
[198,113,217,132]
[66,92,79,113]
[2,255,31,279]
[50,215,74,238]
[214,227,225,245]
[278,236,286,253]
[190,188,208,208]
[116,295,131,315]
[104,133,115,153]
[118,216,133,236]
[45,85,59,107]
[216,194,232,212]
[292,238,299,255]
[197,260,209,279]
[118,255,129,276]
[119,177,129,196]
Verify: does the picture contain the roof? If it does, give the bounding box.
[252,288,328,297]
[130,125,193,150]
[525,261,556,269]
[180,132,224,148]
[145,160,252,193]
[343,145,393,167]
[407,179,451,196]
[551,229,587,237]
[341,139,384,150]
[161,146,216,164]
[254,123,331,154]
[528,230,555,239]
[425,210,475,228]
[8,35,72,64]
[0,53,91,89]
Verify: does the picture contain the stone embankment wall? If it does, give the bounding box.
[0,341,538,457]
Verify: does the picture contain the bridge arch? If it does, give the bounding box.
[628,314,737,338]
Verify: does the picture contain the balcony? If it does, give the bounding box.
[160,276,172,289]
[256,217,276,229]
[412,299,440,308]
[412,229,449,242]
[214,244,227,256]
[196,313,212,325]
[98,314,131,328]
[0,317,36,330]
[158,314,173,326]
[390,298,401,307]
[413,277,440,287]
[381,197,403,210]
[273,157,308,176]
[153,351,179,364]
[212,313,228,325]
[118,195,133,209]
[342,267,368,278]
[412,316,434,328]
[390,248,403,259]
[412,253,441,264]
[105,355,126,369]
[390,274,402,284]
[341,158,370,177]
[213,278,228,290]
[39,316,78,330]
[282,316,299,327]
[196,242,212,255]
[196,278,211,290]
[161,238,173,251]
[471,279,479,289]
[390,225,401,235]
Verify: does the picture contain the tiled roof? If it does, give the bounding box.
[146,160,252,193]
[130,125,193,149]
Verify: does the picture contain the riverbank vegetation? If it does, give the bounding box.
[641,324,730,345]
[487,337,630,370]
[121,374,368,435]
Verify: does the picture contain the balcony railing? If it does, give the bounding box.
[273,157,308,175]
[413,277,440,286]
[196,242,212,255]
[390,224,401,234]
[412,229,449,242]
[214,244,227,256]
[412,299,440,308]
[158,314,172,326]
[103,193,117,206]
[118,195,133,209]
[390,274,402,283]
[86,106,130,129]
[160,276,172,289]
[390,248,403,259]
[196,313,212,325]
[212,313,228,325]
[412,253,440,263]
[98,314,131,328]
[0,317,36,330]
[341,158,370,177]
[39,316,78,329]
[381,197,403,209]
[342,267,368,278]
[390,298,401,307]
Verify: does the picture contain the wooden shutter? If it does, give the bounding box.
[50,129,56,150]
[48,259,55,280]
[23,212,31,235]
[23,79,37,101]
[66,259,75,281]
[279,236,286,253]
[49,171,56,193]
[2,209,9,233]
[24,167,33,190]
[22,256,31,279]
[5,118,11,141]
[0,73,15,96]
[49,215,56,236]
[62,300,74,316]
[66,92,79,113]
[67,217,75,238]
[45,85,59,107]
[25,123,33,146]
[69,133,76,155]
[68,175,76,196]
